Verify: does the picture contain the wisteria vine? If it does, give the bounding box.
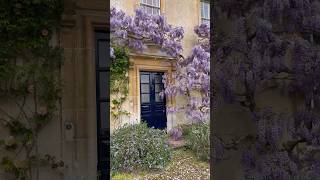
[110,7,184,57]
[163,24,210,122]
[110,7,210,123]
[213,0,320,179]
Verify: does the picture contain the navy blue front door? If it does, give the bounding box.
[140,72,167,129]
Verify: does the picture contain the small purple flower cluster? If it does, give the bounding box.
[168,127,183,141]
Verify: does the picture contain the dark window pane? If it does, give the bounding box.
[98,41,108,68]
[155,75,162,83]
[141,94,150,103]
[205,4,209,18]
[100,102,109,129]
[155,93,163,102]
[141,84,150,93]
[141,74,149,83]
[155,84,162,92]
[99,139,109,161]
[201,3,204,17]
[99,72,109,99]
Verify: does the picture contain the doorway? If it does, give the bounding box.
[140,71,167,129]
[95,31,109,180]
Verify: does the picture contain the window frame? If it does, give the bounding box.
[200,1,210,26]
[140,0,161,15]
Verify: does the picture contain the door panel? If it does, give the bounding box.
[140,72,167,129]
[95,31,109,180]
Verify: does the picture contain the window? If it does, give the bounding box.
[140,0,161,15]
[200,1,210,26]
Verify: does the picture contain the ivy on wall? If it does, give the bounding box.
[0,0,64,179]
[110,46,131,122]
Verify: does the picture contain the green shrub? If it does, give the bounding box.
[180,124,194,136]
[110,123,171,173]
[112,173,134,180]
[184,123,210,161]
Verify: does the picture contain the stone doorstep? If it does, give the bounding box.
[167,138,186,149]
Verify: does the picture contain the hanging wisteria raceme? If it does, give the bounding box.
[163,24,210,122]
[214,0,320,178]
[110,7,184,57]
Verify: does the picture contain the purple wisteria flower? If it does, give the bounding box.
[162,24,210,122]
[110,7,184,57]
[168,127,183,140]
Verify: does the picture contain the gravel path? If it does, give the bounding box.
[140,148,210,180]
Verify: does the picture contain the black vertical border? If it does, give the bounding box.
[95,30,110,180]
[210,0,215,179]
[95,1,110,179]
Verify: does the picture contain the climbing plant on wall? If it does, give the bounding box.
[110,7,210,123]
[213,0,320,179]
[110,7,184,124]
[110,45,131,121]
[0,0,64,179]
[163,24,210,122]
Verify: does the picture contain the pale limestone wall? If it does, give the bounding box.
[165,0,200,56]
[110,0,138,16]
[110,0,205,131]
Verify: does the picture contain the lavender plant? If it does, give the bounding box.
[184,122,210,161]
[110,123,171,172]
[213,0,320,179]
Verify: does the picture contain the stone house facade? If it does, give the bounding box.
[110,0,211,132]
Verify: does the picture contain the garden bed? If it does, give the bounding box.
[112,148,210,180]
